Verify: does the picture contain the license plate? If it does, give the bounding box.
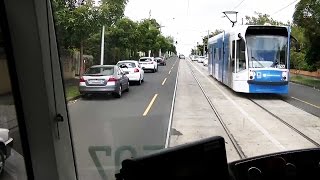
[89,80,104,84]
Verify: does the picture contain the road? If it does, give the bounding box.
[68,57,179,179]
[281,83,320,117]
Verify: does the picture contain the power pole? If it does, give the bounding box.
[100,25,105,65]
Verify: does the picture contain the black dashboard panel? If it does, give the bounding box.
[116,136,229,180]
[229,149,320,180]
[116,136,320,180]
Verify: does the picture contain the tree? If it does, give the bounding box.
[293,0,320,70]
[52,0,127,74]
[245,12,286,25]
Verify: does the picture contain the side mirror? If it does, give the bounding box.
[290,35,301,52]
[238,33,244,40]
[124,71,129,75]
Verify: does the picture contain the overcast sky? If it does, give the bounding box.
[124,0,299,55]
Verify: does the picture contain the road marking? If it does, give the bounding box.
[165,63,179,148]
[168,70,171,74]
[162,78,167,85]
[189,61,286,151]
[143,94,158,116]
[291,96,320,109]
[171,67,174,70]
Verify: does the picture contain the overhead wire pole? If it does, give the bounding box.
[100,25,105,65]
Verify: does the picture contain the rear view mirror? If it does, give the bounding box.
[290,35,301,52]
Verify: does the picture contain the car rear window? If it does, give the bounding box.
[118,62,136,68]
[139,58,152,62]
[84,67,114,76]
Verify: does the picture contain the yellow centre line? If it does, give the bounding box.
[162,78,167,86]
[143,94,158,116]
[291,96,320,109]
[168,70,171,74]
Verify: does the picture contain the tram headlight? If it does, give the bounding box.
[282,71,287,80]
[249,71,255,80]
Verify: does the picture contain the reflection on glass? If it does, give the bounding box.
[247,35,288,69]
[0,24,27,180]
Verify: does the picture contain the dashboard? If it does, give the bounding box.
[116,136,320,180]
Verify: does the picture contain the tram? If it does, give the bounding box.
[208,25,291,94]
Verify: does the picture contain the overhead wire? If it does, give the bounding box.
[272,0,299,15]
[233,0,246,10]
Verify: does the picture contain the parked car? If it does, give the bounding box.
[139,57,158,73]
[0,128,13,174]
[192,55,198,61]
[179,54,185,59]
[117,60,144,85]
[155,57,166,66]
[197,56,206,63]
[79,65,129,98]
[203,57,208,66]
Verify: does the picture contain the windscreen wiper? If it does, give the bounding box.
[251,57,264,68]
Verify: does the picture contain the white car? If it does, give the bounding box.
[139,57,158,73]
[117,60,144,85]
[0,128,13,174]
[203,58,208,66]
[192,55,198,61]
[197,56,206,63]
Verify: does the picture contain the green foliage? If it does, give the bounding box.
[293,0,320,69]
[53,0,176,66]
[245,12,286,25]
[290,75,320,89]
[52,0,127,54]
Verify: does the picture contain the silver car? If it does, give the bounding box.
[79,65,129,98]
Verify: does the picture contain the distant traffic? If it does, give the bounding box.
[79,56,168,98]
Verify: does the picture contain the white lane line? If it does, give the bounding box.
[291,96,320,109]
[189,61,286,151]
[168,70,171,74]
[162,78,167,86]
[165,62,180,148]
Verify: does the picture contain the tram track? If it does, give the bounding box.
[192,60,320,149]
[249,98,320,148]
[186,60,247,159]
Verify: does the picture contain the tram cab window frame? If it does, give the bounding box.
[236,38,246,72]
[232,40,235,72]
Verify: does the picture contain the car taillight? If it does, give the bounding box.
[108,76,118,81]
[80,77,85,82]
[134,68,139,72]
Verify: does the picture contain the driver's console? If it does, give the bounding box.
[115,136,320,180]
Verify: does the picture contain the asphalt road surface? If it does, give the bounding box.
[281,83,320,117]
[68,57,180,179]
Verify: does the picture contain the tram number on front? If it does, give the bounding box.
[276,64,286,69]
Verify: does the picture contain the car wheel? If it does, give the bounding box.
[0,150,5,175]
[114,86,122,98]
[137,78,142,85]
[125,82,129,92]
[81,93,88,99]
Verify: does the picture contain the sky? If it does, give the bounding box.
[124,0,299,55]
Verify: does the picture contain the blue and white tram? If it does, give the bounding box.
[208,25,291,94]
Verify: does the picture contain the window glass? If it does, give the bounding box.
[0,20,27,180]
[236,39,246,72]
[84,67,114,76]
